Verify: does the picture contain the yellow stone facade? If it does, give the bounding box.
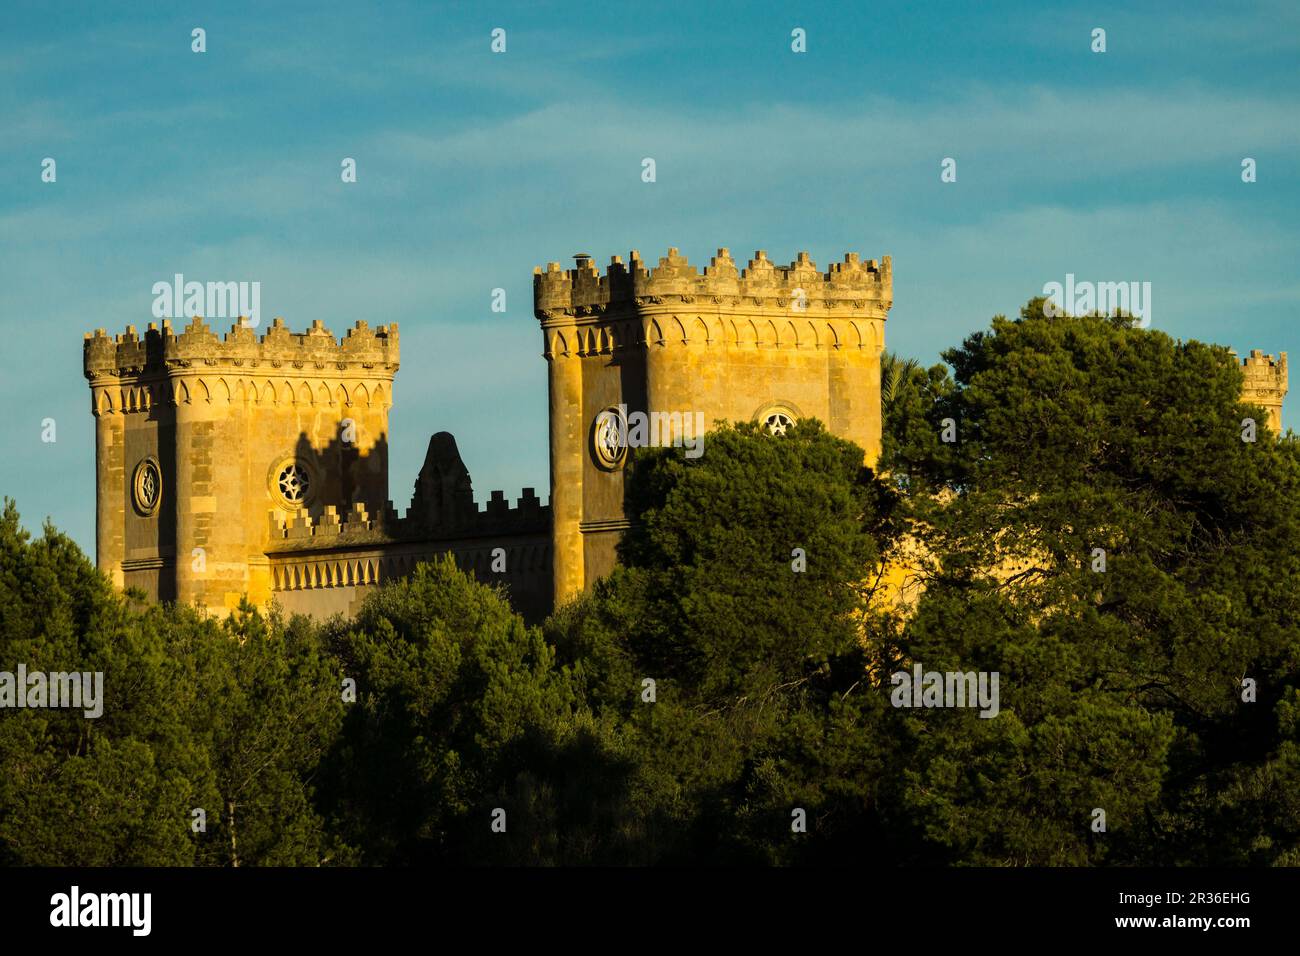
[84,317,398,612]
[1236,349,1288,434]
[82,251,1288,622]
[534,247,892,606]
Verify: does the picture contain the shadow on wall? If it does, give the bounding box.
[288,426,391,521]
[151,399,178,603]
[270,429,553,624]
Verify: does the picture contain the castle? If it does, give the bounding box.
[1236,349,1288,434]
[82,249,1287,621]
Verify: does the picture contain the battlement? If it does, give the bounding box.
[1232,349,1288,433]
[534,247,892,322]
[1233,349,1288,399]
[265,487,550,552]
[83,317,399,380]
[1237,348,1288,383]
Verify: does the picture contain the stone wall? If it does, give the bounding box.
[535,246,892,605]
[85,316,398,612]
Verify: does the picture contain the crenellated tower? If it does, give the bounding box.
[534,246,892,605]
[83,316,398,611]
[1235,349,1288,434]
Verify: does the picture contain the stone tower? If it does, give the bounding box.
[84,316,398,611]
[1236,349,1288,434]
[534,246,892,606]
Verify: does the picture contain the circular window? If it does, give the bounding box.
[268,456,317,510]
[132,457,162,516]
[278,462,311,503]
[754,401,802,437]
[764,412,796,435]
[591,406,629,470]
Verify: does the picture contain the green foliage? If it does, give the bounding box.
[0,501,200,865]
[881,302,1300,865]
[5,300,1300,866]
[879,350,958,492]
[195,604,349,866]
[544,420,899,863]
[611,419,892,698]
[320,555,594,863]
[0,499,346,866]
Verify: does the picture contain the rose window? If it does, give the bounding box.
[592,407,629,469]
[278,463,311,503]
[139,467,158,507]
[764,412,796,436]
[132,458,162,516]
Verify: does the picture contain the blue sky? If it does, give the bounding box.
[3,0,1299,553]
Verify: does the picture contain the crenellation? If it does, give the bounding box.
[649,247,696,282]
[705,247,739,278]
[1235,349,1289,433]
[381,501,401,527]
[82,245,1290,628]
[534,246,892,325]
[83,317,400,381]
[1233,349,1288,392]
[471,487,552,534]
[167,316,221,363]
[287,509,314,539]
[345,501,371,531]
[535,244,894,606]
[516,487,543,519]
[1240,348,1287,374]
[265,484,550,550]
[317,506,342,537]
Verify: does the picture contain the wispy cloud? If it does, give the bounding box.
[3,0,1298,551]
